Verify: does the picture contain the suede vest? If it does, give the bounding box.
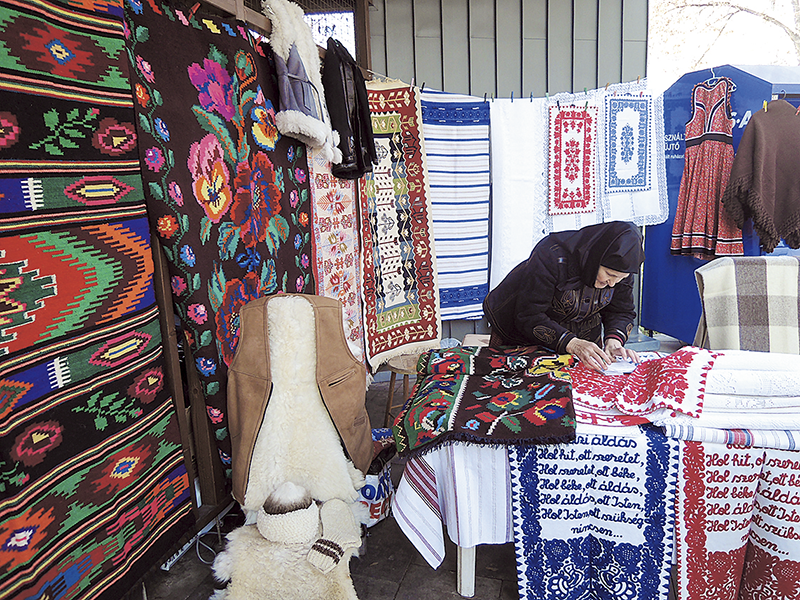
[228,294,372,505]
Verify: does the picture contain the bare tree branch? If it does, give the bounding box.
[677,1,800,43]
[692,12,737,69]
[661,0,800,60]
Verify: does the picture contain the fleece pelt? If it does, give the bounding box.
[242,295,363,513]
[262,0,341,163]
[211,524,359,600]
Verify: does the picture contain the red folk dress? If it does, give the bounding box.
[670,77,743,258]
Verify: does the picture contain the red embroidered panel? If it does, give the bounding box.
[548,106,597,215]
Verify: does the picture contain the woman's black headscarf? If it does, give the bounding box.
[549,221,645,287]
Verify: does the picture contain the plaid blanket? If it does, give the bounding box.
[392,347,576,457]
[694,256,800,354]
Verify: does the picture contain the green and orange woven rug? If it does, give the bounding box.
[124,1,315,472]
[0,1,194,598]
[359,81,441,371]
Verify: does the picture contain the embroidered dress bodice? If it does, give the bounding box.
[684,79,734,147]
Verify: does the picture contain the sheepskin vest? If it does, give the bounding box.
[228,294,372,505]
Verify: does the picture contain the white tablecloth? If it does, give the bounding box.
[393,443,512,568]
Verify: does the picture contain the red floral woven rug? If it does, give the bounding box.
[549,105,598,215]
[359,81,441,370]
[392,346,576,457]
[125,2,314,470]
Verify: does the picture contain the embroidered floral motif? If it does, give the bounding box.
[92,117,137,156]
[0,111,20,148]
[127,367,164,404]
[10,421,63,467]
[126,4,313,468]
[548,106,597,215]
[605,96,651,193]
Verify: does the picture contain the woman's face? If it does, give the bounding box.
[595,266,630,288]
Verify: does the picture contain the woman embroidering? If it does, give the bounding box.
[483,221,645,372]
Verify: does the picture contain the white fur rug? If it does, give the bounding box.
[210,525,359,600]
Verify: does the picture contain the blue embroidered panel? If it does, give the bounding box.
[509,425,677,600]
[605,96,651,193]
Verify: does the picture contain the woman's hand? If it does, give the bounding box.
[604,338,640,364]
[566,337,613,372]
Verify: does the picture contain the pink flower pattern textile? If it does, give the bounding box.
[548,105,598,215]
[309,147,366,362]
[571,346,717,421]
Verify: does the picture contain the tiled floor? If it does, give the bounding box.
[131,334,686,600]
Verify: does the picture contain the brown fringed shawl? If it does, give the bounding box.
[722,99,800,252]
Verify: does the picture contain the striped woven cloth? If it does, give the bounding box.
[420,90,490,320]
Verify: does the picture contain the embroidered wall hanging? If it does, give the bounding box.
[510,425,678,600]
[548,105,598,215]
[125,2,314,471]
[420,89,490,320]
[360,80,441,370]
[598,79,669,226]
[604,95,650,193]
[308,147,365,363]
[0,1,194,598]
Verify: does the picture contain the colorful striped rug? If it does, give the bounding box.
[0,1,194,598]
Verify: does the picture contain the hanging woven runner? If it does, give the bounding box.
[308,147,366,362]
[359,80,441,370]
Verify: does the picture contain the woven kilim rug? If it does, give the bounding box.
[308,146,365,363]
[360,80,441,370]
[0,1,194,599]
[392,346,576,457]
[420,89,490,320]
[509,425,678,600]
[125,1,314,471]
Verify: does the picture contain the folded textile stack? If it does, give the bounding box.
[570,346,716,427]
[652,349,800,449]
